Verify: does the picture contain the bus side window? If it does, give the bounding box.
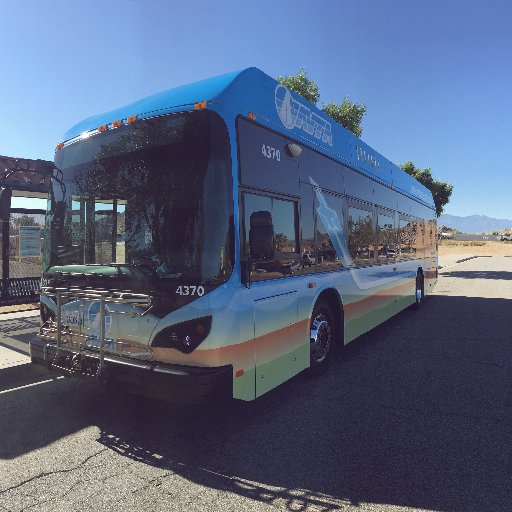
[376,209,397,262]
[348,203,375,266]
[314,192,344,272]
[243,192,300,281]
[398,215,413,260]
[300,183,316,275]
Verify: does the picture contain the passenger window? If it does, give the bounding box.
[300,185,316,275]
[398,216,414,260]
[410,219,423,258]
[314,191,344,272]
[377,211,396,262]
[348,205,375,266]
[419,220,425,254]
[243,193,300,281]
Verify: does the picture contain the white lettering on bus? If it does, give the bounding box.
[275,85,333,146]
[355,144,380,170]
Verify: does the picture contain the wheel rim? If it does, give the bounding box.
[310,313,332,364]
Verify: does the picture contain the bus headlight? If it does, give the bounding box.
[151,316,212,354]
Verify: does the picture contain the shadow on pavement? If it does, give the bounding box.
[1,294,511,512]
[440,270,512,281]
[0,364,58,393]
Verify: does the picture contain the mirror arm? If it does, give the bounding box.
[241,257,252,289]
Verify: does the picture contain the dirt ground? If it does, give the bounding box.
[438,240,512,257]
[0,303,39,315]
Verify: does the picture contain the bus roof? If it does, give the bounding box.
[61,67,435,209]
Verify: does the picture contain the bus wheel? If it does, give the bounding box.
[309,301,334,373]
[413,271,424,309]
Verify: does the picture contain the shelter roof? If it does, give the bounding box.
[0,155,52,193]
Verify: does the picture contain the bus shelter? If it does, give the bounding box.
[0,155,52,304]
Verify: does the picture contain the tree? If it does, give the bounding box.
[276,68,366,137]
[276,69,453,213]
[274,233,289,252]
[276,68,319,105]
[322,99,367,138]
[9,214,41,236]
[399,161,453,217]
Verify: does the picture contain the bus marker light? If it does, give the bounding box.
[126,115,137,124]
[56,143,64,150]
[194,101,207,110]
[236,369,244,378]
[98,125,107,132]
[248,112,256,121]
[111,120,122,128]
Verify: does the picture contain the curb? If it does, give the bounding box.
[455,255,479,264]
[439,255,477,270]
[439,254,494,269]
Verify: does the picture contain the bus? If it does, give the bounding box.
[30,67,437,403]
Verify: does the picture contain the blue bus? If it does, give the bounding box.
[31,68,437,402]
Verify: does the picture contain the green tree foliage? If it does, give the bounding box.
[400,161,453,217]
[276,70,453,214]
[9,214,40,235]
[276,68,319,105]
[274,232,289,252]
[276,68,366,137]
[322,99,367,137]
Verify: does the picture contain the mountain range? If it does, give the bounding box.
[439,214,512,234]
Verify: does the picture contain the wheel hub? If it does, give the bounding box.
[310,313,332,364]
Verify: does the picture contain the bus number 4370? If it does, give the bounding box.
[261,144,280,161]
[176,285,205,297]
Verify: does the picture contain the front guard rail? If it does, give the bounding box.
[39,286,152,379]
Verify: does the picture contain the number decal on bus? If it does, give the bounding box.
[176,285,205,297]
[261,144,280,161]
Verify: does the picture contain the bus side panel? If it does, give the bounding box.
[343,271,416,343]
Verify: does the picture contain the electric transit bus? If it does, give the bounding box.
[30,68,437,402]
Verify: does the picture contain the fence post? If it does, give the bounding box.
[1,219,9,300]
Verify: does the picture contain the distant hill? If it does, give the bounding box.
[439,214,512,234]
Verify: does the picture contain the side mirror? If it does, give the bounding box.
[49,201,67,264]
[249,211,275,261]
[52,201,67,225]
[0,188,12,222]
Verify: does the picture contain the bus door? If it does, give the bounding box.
[253,288,299,397]
[242,192,308,397]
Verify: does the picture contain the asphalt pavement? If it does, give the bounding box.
[0,257,511,512]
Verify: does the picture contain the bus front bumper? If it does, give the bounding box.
[29,338,232,404]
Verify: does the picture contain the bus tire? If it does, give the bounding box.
[309,301,335,374]
[412,270,424,309]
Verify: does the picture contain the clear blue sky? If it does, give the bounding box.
[1,0,511,218]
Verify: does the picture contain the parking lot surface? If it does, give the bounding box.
[0,257,511,512]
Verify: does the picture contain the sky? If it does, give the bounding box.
[1,0,511,218]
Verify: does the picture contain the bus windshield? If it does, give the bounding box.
[45,110,233,288]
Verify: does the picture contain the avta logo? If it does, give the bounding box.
[275,84,333,146]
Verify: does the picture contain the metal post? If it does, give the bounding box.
[55,290,62,359]
[0,186,12,301]
[1,220,9,300]
[111,198,117,263]
[98,297,106,375]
